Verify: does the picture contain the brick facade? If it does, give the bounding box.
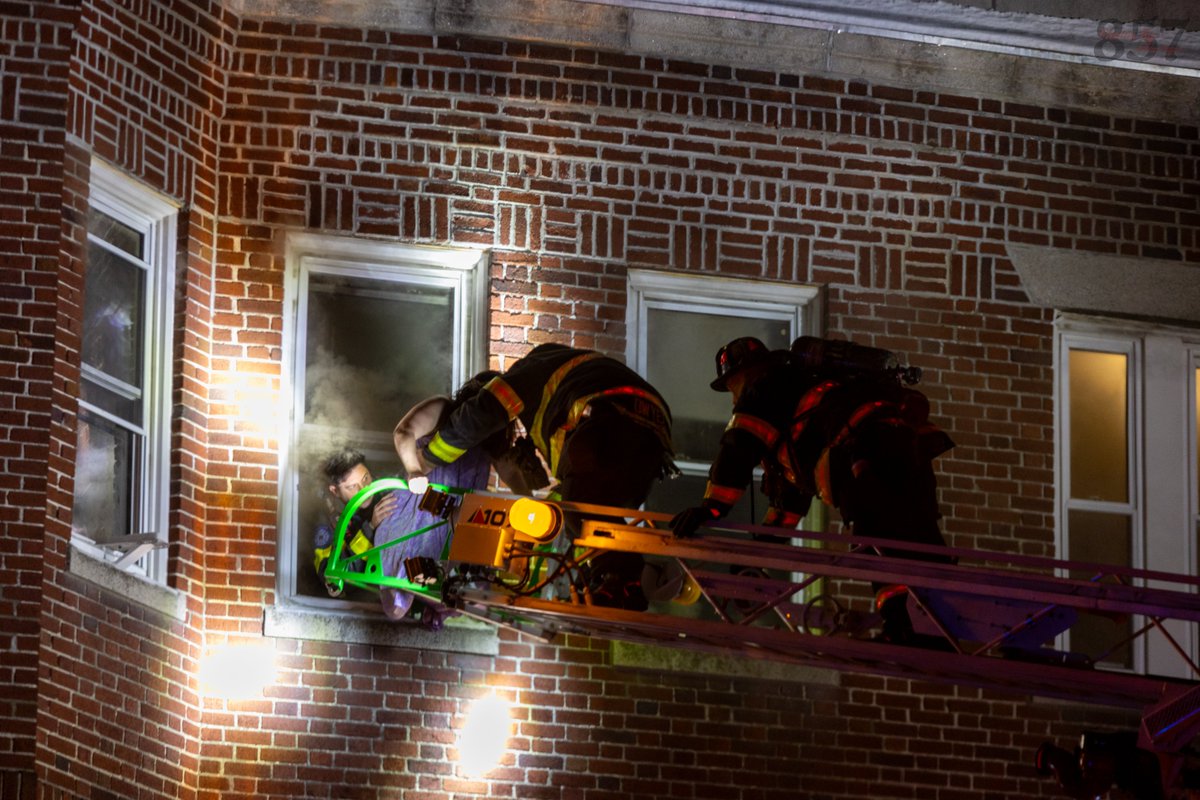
[5,0,1198,797]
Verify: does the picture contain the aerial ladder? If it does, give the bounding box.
[324,480,1200,799]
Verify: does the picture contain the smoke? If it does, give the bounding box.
[303,343,394,434]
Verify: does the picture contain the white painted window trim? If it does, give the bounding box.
[276,232,489,610]
[1054,312,1200,676]
[1191,345,1200,583]
[70,158,178,584]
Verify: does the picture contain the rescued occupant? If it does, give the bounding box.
[670,335,955,644]
[311,448,398,597]
[399,342,676,611]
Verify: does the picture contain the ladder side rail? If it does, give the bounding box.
[576,524,1200,623]
[453,589,1181,709]
[701,520,1200,591]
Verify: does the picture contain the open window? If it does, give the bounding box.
[70,159,178,580]
[278,234,488,606]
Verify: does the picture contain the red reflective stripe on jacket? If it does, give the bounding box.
[703,482,743,507]
[762,507,803,529]
[790,379,838,433]
[726,413,779,448]
[484,376,524,418]
[815,399,901,503]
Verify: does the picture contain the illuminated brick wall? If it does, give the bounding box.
[7,0,1199,798]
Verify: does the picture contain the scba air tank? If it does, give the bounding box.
[789,336,921,384]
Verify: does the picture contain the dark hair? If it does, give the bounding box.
[435,370,496,425]
[321,448,366,485]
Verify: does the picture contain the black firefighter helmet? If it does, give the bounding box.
[710,336,786,391]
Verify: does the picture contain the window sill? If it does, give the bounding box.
[68,543,187,622]
[263,604,500,655]
[612,640,840,684]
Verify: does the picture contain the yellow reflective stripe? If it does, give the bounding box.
[545,385,670,475]
[775,442,799,485]
[427,431,467,464]
[484,376,524,418]
[815,448,834,505]
[349,531,372,555]
[727,413,779,447]
[531,352,602,457]
[312,544,332,573]
[703,482,743,507]
[548,427,569,475]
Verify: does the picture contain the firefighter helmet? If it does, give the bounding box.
[710,336,782,391]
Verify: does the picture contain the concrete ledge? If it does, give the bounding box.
[264,604,501,655]
[68,544,188,623]
[233,0,1200,123]
[612,640,840,684]
[1008,244,1200,324]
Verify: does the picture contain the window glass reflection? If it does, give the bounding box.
[1067,508,1132,669]
[1068,349,1128,503]
[82,241,145,388]
[647,309,789,462]
[71,412,135,541]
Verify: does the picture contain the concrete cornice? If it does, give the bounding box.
[1009,244,1200,325]
[232,0,1200,123]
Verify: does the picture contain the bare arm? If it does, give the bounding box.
[393,396,449,477]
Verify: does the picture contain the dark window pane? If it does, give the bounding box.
[80,374,142,427]
[82,241,146,387]
[1067,508,1132,669]
[644,470,772,526]
[647,309,790,462]
[88,208,143,257]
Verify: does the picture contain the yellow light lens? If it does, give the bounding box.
[508,497,561,542]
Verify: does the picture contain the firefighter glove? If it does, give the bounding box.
[670,505,723,538]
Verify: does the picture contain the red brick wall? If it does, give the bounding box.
[206,19,1191,798]
[0,0,77,786]
[22,0,231,798]
[13,2,1200,798]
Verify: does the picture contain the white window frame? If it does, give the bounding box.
[626,269,823,518]
[70,158,178,583]
[1192,345,1200,589]
[277,233,488,608]
[1055,312,1200,676]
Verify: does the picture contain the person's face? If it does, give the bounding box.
[726,370,751,402]
[329,463,372,503]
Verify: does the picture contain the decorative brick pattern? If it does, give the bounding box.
[0,0,76,781]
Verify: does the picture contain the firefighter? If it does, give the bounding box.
[401,342,676,610]
[670,336,955,643]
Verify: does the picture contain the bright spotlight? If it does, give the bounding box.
[199,641,277,700]
[456,692,513,778]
